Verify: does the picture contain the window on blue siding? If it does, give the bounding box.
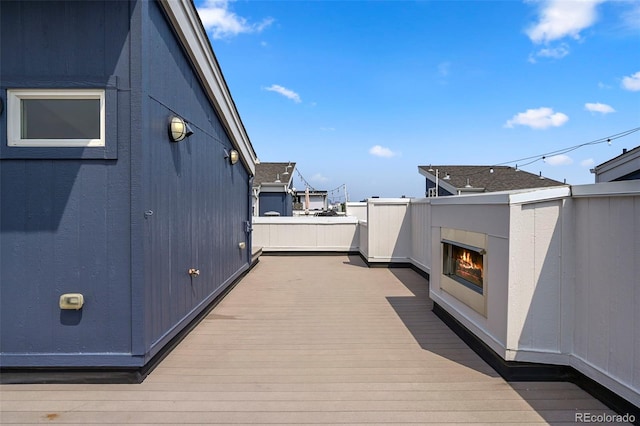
[8,89,105,147]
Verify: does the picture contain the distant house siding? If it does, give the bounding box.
[0,1,134,365]
[259,193,293,216]
[613,170,640,181]
[308,196,327,210]
[594,148,640,183]
[425,179,453,197]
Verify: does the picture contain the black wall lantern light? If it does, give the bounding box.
[169,116,193,142]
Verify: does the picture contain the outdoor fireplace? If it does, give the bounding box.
[440,228,488,316]
[442,241,485,294]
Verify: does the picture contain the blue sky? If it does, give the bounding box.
[195,0,640,202]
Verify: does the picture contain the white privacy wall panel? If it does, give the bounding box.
[508,200,563,354]
[252,217,359,251]
[366,200,411,261]
[409,199,431,272]
[346,202,367,221]
[359,221,369,258]
[572,195,640,402]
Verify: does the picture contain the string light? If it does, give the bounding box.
[297,127,637,202]
[432,126,639,179]
[295,168,348,203]
[495,126,638,168]
[295,169,317,191]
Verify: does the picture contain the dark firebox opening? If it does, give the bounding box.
[443,241,484,294]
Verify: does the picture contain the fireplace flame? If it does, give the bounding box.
[444,242,484,289]
[457,249,482,272]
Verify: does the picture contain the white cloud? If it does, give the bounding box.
[197,0,273,39]
[528,43,570,63]
[264,84,302,103]
[369,145,397,158]
[598,81,612,89]
[621,2,640,31]
[621,71,640,91]
[585,102,615,114]
[438,62,451,77]
[581,158,595,167]
[504,107,569,129]
[545,154,573,165]
[538,43,571,59]
[320,127,335,132]
[310,173,329,183]
[526,0,605,44]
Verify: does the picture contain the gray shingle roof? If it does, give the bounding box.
[418,165,567,193]
[254,162,296,186]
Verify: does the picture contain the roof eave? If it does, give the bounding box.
[158,0,257,175]
[594,146,640,182]
[418,167,458,194]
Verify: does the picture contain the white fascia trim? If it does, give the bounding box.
[286,165,296,187]
[367,198,412,205]
[430,192,510,205]
[418,167,459,194]
[594,147,640,174]
[507,186,571,204]
[262,246,358,252]
[158,0,257,175]
[429,186,570,206]
[259,183,289,193]
[409,198,432,205]
[253,216,359,225]
[595,153,640,182]
[571,181,640,198]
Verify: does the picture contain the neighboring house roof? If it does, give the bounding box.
[418,165,567,194]
[159,1,257,174]
[593,146,640,182]
[254,162,296,187]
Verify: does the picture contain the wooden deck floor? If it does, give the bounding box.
[0,255,624,425]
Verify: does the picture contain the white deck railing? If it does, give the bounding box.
[252,181,640,407]
[252,216,359,252]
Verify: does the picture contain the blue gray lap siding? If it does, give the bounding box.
[0,0,252,368]
[259,193,294,216]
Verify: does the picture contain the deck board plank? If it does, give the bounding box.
[0,255,624,424]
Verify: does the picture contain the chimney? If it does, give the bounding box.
[622,148,628,154]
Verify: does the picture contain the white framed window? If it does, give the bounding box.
[7,89,105,147]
